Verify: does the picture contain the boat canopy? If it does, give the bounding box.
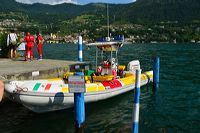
[86,41,123,52]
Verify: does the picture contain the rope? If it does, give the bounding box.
[0,77,28,93]
[143,73,151,83]
[13,85,28,93]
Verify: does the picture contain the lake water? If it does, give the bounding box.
[0,43,200,133]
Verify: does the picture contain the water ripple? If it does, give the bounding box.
[1,43,200,133]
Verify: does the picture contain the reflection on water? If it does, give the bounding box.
[0,43,200,133]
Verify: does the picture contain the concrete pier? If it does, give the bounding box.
[0,58,77,82]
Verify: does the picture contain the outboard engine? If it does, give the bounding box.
[127,60,140,74]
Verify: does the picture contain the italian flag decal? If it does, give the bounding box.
[33,83,52,91]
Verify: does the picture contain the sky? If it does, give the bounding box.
[15,0,136,5]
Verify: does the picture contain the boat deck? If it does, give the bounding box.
[0,58,77,82]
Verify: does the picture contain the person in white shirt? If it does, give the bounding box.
[7,30,18,58]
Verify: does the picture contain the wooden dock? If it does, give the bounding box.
[0,58,77,82]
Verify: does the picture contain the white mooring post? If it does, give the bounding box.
[78,36,83,62]
[132,69,141,133]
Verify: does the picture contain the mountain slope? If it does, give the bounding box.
[124,0,200,22]
[0,0,200,24]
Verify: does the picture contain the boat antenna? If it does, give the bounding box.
[107,3,110,38]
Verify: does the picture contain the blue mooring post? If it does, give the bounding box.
[74,73,85,130]
[153,56,160,91]
[74,36,84,130]
[132,69,141,133]
[78,36,83,62]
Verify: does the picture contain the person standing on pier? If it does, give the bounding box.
[24,32,35,61]
[7,29,18,58]
[36,32,43,60]
[0,80,4,102]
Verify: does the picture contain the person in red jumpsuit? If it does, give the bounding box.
[36,32,43,60]
[24,32,34,61]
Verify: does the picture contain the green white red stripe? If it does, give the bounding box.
[33,83,41,91]
[33,83,52,91]
[45,84,52,91]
